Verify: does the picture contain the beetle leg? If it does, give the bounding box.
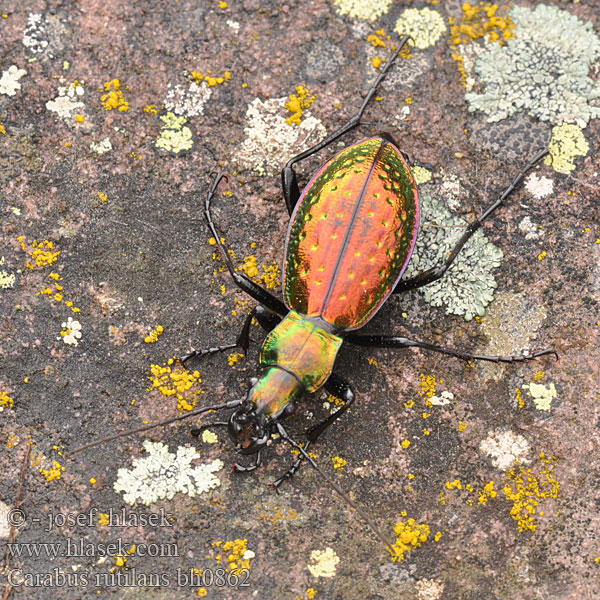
[181,303,282,364]
[281,36,412,215]
[393,148,549,294]
[345,333,557,364]
[180,306,255,364]
[205,174,288,316]
[233,450,262,473]
[273,374,355,489]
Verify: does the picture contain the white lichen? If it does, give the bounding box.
[0,65,27,97]
[480,429,531,471]
[332,0,393,22]
[465,5,600,128]
[416,578,445,600]
[524,173,553,199]
[518,216,541,241]
[0,501,12,538]
[114,440,224,506]
[394,7,447,50]
[22,13,49,54]
[403,194,504,321]
[235,96,327,176]
[90,137,113,155]
[46,80,85,121]
[164,81,212,117]
[429,390,454,407]
[60,317,82,346]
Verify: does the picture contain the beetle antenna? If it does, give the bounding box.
[65,399,243,458]
[275,423,398,558]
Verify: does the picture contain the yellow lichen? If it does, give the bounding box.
[239,255,281,290]
[390,518,430,562]
[546,123,589,174]
[503,454,559,532]
[148,359,204,412]
[0,391,14,411]
[39,459,65,482]
[478,480,497,505]
[285,84,316,126]
[227,352,244,366]
[19,237,60,269]
[332,456,347,470]
[449,2,515,47]
[100,79,130,112]
[144,324,164,343]
[210,539,253,575]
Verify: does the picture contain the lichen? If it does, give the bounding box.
[502,452,559,532]
[155,111,194,153]
[285,84,316,126]
[46,80,85,120]
[0,65,27,96]
[479,429,531,471]
[59,316,82,346]
[164,81,212,116]
[465,5,600,128]
[394,7,447,50]
[524,172,553,199]
[546,123,589,174]
[148,358,204,412]
[100,79,129,112]
[332,0,392,22]
[0,391,14,411]
[391,517,430,562]
[412,165,432,185]
[90,137,112,155]
[403,194,504,320]
[307,547,339,578]
[21,13,48,54]
[523,381,557,412]
[235,97,326,176]
[113,440,224,506]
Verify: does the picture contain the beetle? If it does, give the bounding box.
[69,36,554,553]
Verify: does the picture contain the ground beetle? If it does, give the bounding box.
[70,36,555,553]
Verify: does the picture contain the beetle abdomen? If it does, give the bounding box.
[284,137,419,330]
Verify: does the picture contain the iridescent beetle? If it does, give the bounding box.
[69,36,554,553]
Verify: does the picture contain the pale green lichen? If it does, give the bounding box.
[403,194,503,320]
[546,123,589,174]
[332,0,392,22]
[394,7,447,50]
[0,256,16,289]
[114,440,224,506]
[412,165,433,185]
[235,97,326,176]
[465,5,600,128]
[307,547,340,578]
[155,111,194,153]
[523,381,557,412]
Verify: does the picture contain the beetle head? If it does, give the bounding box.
[227,404,269,455]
